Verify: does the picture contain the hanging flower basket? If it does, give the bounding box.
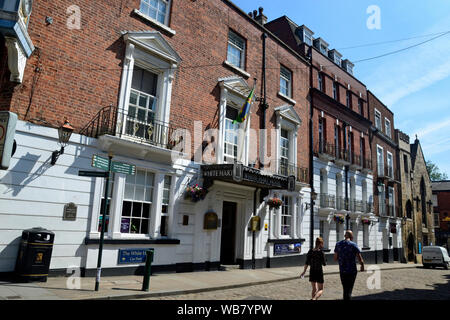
[184,184,208,202]
[361,218,371,225]
[333,213,345,224]
[267,197,283,209]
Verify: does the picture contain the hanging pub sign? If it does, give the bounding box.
[204,210,218,230]
[201,164,289,190]
[0,111,18,170]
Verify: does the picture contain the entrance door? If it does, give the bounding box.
[220,201,237,265]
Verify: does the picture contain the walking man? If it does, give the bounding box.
[334,230,364,300]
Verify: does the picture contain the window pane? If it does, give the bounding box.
[142,203,151,218]
[124,184,134,200]
[122,201,132,217]
[136,170,146,185]
[135,186,145,201]
[132,202,142,217]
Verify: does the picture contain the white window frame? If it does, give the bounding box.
[281,196,292,237]
[223,105,239,163]
[303,30,313,46]
[375,109,382,130]
[387,151,394,178]
[121,169,155,235]
[378,184,386,216]
[280,65,292,98]
[160,175,172,237]
[377,145,384,177]
[139,0,172,26]
[118,32,180,140]
[227,30,246,70]
[274,105,301,175]
[385,118,391,138]
[218,78,252,166]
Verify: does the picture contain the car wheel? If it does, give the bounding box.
[445,263,449,270]
[423,264,430,269]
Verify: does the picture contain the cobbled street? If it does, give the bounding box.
[143,266,450,300]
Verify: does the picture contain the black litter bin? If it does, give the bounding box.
[15,227,55,282]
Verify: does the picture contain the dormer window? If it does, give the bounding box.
[313,38,329,55]
[342,59,354,75]
[298,25,314,46]
[328,49,342,67]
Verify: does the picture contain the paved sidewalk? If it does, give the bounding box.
[0,263,418,300]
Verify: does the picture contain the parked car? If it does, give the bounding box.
[422,246,450,269]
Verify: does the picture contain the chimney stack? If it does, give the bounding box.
[254,7,267,25]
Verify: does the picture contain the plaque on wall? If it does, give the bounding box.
[204,211,218,230]
[63,202,77,221]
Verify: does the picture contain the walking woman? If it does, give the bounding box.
[300,237,326,300]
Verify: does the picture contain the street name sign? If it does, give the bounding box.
[92,154,110,171]
[78,170,109,178]
[91,154,136,175]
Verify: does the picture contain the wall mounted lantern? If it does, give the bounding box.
[51,119,74,165]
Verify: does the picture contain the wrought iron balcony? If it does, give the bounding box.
[349,199,364,213]
[362,157,372,173]
[79,105,186,151]
[319,193,336,209]
[336,196,346,211]
[364,201,374,214]
[335,147,351,166]
[276,160,309,184]
[314,141,336,161]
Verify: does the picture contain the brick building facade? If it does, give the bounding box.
[0,0,315,276]
[368,91,402,262]
[266,16,382,264]
[432,181,450,250]
[0,0,432,277]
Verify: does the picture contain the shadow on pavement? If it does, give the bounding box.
[353,274,450,300]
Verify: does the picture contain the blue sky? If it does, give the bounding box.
[231,0,450,177]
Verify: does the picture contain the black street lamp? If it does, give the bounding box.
[51,119,74,165]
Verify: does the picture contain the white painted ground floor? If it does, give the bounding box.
[0,121,403,277]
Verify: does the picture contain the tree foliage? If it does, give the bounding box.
[426,160,448,181]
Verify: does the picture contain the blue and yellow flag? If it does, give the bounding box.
[233,86,255,124]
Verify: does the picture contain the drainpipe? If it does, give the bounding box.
[343,123,350,230]
[260,32,268,169]
[308,46,315,249]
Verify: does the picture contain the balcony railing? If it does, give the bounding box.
[276,160,309,184]
[336,196,346,211]
[314,141,335,159]
[364,202,374,213]
[349,199,364,212]
[320,193,336,209]
[79,105,186,151]
[363,157,372,171]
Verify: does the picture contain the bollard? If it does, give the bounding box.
[142,249,154,291]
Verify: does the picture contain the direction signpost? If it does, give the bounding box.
[78,154,135,291]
